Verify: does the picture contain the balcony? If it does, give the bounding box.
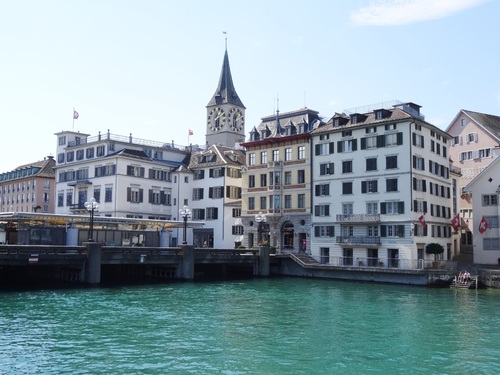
[336,214,380,223]
[335,236,381,245]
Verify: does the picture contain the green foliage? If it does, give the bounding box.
[425,243,444,255]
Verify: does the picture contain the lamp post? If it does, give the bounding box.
[255,212,267,245]
[84,197,99,242]
[179,205,191,245]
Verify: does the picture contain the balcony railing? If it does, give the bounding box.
[336,214,380,223]
[336,236,381,245]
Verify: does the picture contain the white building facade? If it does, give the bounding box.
[311,102,454,269]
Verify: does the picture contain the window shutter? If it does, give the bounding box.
[337,141,343,153]
[209,187,213,198]
[226,186,230,198]
[381,202,386,214]
[127,166,133,175]
[397,132,403,145]
[413,156,416,169]
[149,169,154,179]
[329,163,334,174]
[413,177,417,190]
[423,180,427,192]
[413,200,417,212]
[314,226,320,237]
[315,144,320,155]
[377,135,385,147]
[209,169,214,177]
[127,187,131,202]
[149,189,153,203]
[381,225,387,237]
[315,185,320,196]
[361,181,367,193]
[329,142,335,154]
[314,206,320,216]
[398,225,405,238]
[398,201,404,214]
[329,226,335,237]
[325,205,330,216]
[423,201,427,213]
[140,167,145,177]
[412,132,416,146]
[352,139,357,151]
[361,138,366,150]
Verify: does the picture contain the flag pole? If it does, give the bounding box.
[73,107,75,131]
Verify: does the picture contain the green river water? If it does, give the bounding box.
[1,278,499,374]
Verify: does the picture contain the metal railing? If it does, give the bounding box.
[336,214,380,223]
[336,236,381,245]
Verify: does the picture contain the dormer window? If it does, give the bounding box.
[334,118,340,127]
[375,110,383,120]
[351,115,357,124]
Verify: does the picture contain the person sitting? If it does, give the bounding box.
[463,271,471,283]
[458,272,464,283]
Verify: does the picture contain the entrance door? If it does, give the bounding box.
[388,248,399,268]
[282,221,294,251]
[367,248,378,267]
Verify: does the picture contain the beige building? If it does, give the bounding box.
[240,108,323,252]
[0,156,56,214]
[446,109,500,261]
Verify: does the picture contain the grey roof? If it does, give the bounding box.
[463,110,500,140]
[253,108,322,135]
[1,157,56,180]
[207,50,245,108]
[187,144,245,170]
[111,148,152,160]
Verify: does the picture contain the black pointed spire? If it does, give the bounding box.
[207,49,245,108]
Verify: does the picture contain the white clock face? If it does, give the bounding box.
[228,107,244,131]
[208,107,226,132]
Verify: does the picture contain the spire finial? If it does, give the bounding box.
[223,31,227,50]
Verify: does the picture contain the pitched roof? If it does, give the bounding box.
[187,144,245,170]
[207,49,245,108]
[1,157,56,180]
[463,110,500,140]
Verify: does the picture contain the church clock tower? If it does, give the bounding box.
[206,47,246,147]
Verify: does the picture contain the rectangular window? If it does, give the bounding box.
[67,151,74,162]
[260,151,267,164]
[298,170,305,184]
[193,188,204,200]
[285,148,292,161]
[314,204,330,216]
[284,195,292,209]
[272,150,279,162]
[209,186,224,199]
[386,155,398,169]
[482,194,498,206]
[343,203,353,215]
[361,180,378,194]
[298,146,306,160]
[484,238,500,250]
[105,187,113,202]
[249,153,255,166]
[248,175,255,188]
[284,171,292,185]
[127,187,143,203]
[366,158,377,171]
[96,145,105,157]
[206,207,218,220]
[260,196,267,210]
[366,202,378,214]
[260,174,267,187]
[298,194,305,209]
[386,178,398,192]
[192,209,205,220]
[315,184,330,196]
[319,163,334,175]
[342,160,353,174]
[76,149,84,160]
[232,208,241,218]
[57,192,64,207]
[342,182,353,195]
[248,197,255,210]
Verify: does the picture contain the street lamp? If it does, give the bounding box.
[179,205,191,245]
[255,212,267,245]
[84,197,99,242]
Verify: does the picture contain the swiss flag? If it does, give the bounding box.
[450,213,460,232]
[418,213,427,227]
[73,110,79,119]
[189,129,194,136]
[478,217,489,234]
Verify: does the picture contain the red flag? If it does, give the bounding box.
[478,217,489,234]
[73,110,79,120]
[189,129,193,135]
[418,213,427,227]
[450,213,460,232]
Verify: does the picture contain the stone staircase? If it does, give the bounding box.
[291,252,320,265]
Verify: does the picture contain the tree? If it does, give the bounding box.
[426,243,444,261]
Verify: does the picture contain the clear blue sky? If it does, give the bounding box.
[1,0,498,170]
